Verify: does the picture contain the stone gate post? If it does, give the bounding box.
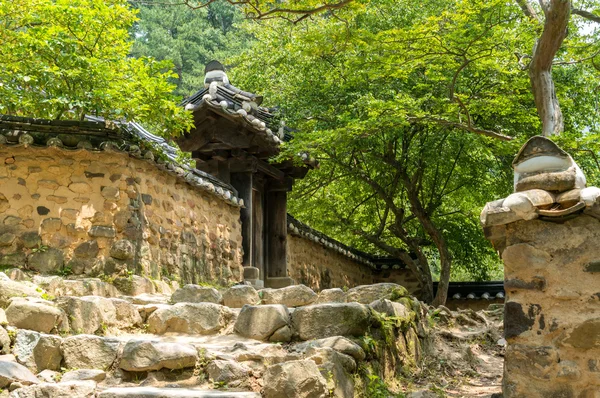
[481,136,600,398]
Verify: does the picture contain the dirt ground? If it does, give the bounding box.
[409,305,504,398]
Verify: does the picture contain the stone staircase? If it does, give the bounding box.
[0,270,426,397]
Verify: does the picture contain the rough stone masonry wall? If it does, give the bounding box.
[0,146,243,285]
[287,235,418,293]
[496,216,600,397]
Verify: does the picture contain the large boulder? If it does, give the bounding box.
[119,340,198,372]
[291,303,371,340]
[49,279,119,298]
[306,348,355,398]
[9,381,97,397]
[0,280,42,308]
[61,335,120,369]
[315,288,346,304]
[345,283,408,304]
[222,285,259,308]
[5,300,68,334]
[57,296,111,334]
[261,285,317,307]
[0,360,39,388]
[57,296,140,334]
[263,360,328,398]
[293,336,365,361]
[207,359,250,383]
[147,303,234,335]
[234,305,290,341]
[171,285,222,304]
[13,330,62,372]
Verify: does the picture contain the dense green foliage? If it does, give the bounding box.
[0,0,192,135]
[131,2,252,97]
[229,0,600,295]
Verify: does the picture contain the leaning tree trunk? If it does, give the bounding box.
[528,0,570,136]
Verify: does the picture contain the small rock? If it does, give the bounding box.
[73,241,99,259]
[346,283,408,304]
[27,249,64,274]
[0,327,10,355]
[222,285,259,308]
[263,360,328,398]
[261,285,317,307]
[269,326,293,343]
[207,360,249,383]
[119,340,198,372]
[110,240,134,260]
[9,380,97,397]
[88,226,116,238]
[36,370,60,383]
[234,305,289,341]
[61,335,120,369]
[19,233,41,249]
[293,336,365,361]
[61,369,106,382]
[370,299,411,319]
[171,285,222,304]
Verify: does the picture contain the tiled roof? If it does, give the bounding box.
[0,114,243,207]
[434,281,505,300]
[181,84,294,143]
[287,214,406,270]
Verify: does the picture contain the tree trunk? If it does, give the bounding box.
[401,175,451,306]
[528,0,570,136]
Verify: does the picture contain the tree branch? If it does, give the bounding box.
[407,116,513,141]
[572,7,600,23]
[516,0,541,21]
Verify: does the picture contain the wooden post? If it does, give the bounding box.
[231,172,253,268]
[266,190,288,278]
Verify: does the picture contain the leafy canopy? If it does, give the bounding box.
[230,0,600,283]
[131,1,253,97]
[0,0,192,136]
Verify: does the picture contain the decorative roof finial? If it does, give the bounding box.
[204,60,229,88]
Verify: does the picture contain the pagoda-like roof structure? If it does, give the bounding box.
[176,61,309,184]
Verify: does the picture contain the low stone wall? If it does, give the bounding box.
[287,235,417,293]
[0,146,243,285]
[493,216,600,397]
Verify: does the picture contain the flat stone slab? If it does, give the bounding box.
[98,387,261,397]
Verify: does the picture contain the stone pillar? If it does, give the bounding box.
[488,217,600,397]
[482,136,600,397]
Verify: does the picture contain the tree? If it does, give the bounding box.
[130,1,252,97]
[231,0,545,305]
[516,0,600,136]
[0,0,192,136]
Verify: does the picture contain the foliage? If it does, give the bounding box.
[0,0,192,136]
[230,0,600,301]
[131,1,253,97]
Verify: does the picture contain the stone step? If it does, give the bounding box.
[97,387,261,397]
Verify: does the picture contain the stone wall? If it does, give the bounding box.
[287,235,417,293]
[0,146,243,285]
[493,216,600,397]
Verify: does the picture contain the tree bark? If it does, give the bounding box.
[528,0,570,136]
